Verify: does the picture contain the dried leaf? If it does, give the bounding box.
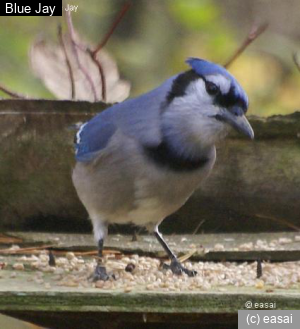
[30,35,130,103]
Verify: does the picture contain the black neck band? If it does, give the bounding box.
[143,139,209,172]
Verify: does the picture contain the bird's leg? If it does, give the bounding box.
[92,238,109,281]
[154,224,197,277]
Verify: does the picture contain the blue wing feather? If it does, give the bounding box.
[75,110,116,162]
[75,76,176,162]
[75,57,248,163]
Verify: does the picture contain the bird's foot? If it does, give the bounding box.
[90,264,110,282]
[163,259,197,277]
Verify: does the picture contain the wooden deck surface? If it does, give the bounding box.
[9,231,300,261]
[0,232,299,328]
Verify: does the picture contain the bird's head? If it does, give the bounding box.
[163,58,254,147]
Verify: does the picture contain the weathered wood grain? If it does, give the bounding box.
[5,232,300,262]
[0,273,299,328]
[0,231,299,328]
[0,99,300,233]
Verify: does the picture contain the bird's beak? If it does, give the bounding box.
[217,108,254,139]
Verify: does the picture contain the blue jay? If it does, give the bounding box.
[72,58,254,280]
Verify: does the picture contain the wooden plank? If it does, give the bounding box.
[1,100,300,233]
[0,288,299,313]
[0,311,238,329]
[0,277,299,328]
[0,232,299,328]
[7,232,300,262]
[0,267,299,314]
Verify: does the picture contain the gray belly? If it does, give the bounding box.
[72,134,216,227]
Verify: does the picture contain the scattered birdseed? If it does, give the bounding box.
[9,245,20,251]
[239,242,253,251]
[214,244,225,251]
[125,263,135,273]
[255,280,265,289]
[278,238,293,245]
[1,248,299,291]
[124,286,133,293]
[0,262,7,270]
[12,263,24,271]
[66,252,75,260]
[17,256,27,262]
[10,272,17,278]
[44,283,51,289]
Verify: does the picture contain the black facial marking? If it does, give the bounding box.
[143,140,209,172]
[214,85,247,112]
[166,70,200,104]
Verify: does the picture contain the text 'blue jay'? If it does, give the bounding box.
[73,58,254,280]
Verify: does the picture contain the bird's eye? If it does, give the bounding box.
[205,81,219,96]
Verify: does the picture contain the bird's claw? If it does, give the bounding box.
[163,259,197,277]
[90,264,110,282]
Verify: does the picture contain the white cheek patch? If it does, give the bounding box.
[206,74,231,94]
[186,79,211,104]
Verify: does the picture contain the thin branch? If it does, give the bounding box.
[0,245,120,256]
[256,214,300,232]
[92,2,132,55]
[0,233,23,244]
[0,83,26,99]
[89,2,131,102]
[0,245,54,255]
[65,3,131,102]
[58,24,76,99]
[192,219,206,235]
[65,11,98,101]
[293,52,300,73]
[87,48,107,102]
[224,22,268,68]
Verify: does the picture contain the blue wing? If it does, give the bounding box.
[75,110,116,162]
[75,76,176,162]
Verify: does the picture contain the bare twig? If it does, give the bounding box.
[87,48,107,102]
[164,249,197,265]
[65,11,98,101]
[0,234,23,244]
[58,24,76,99]
[0,245,54,255]
[0,83,26,99]
[256,214,300,232]
[89,2,131,102]
[92,2,132,55]
[64,4,131,102]
[224,22,268,68]
[293,52,300,73]
[192,219,206,235]
[0,245,121,256]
